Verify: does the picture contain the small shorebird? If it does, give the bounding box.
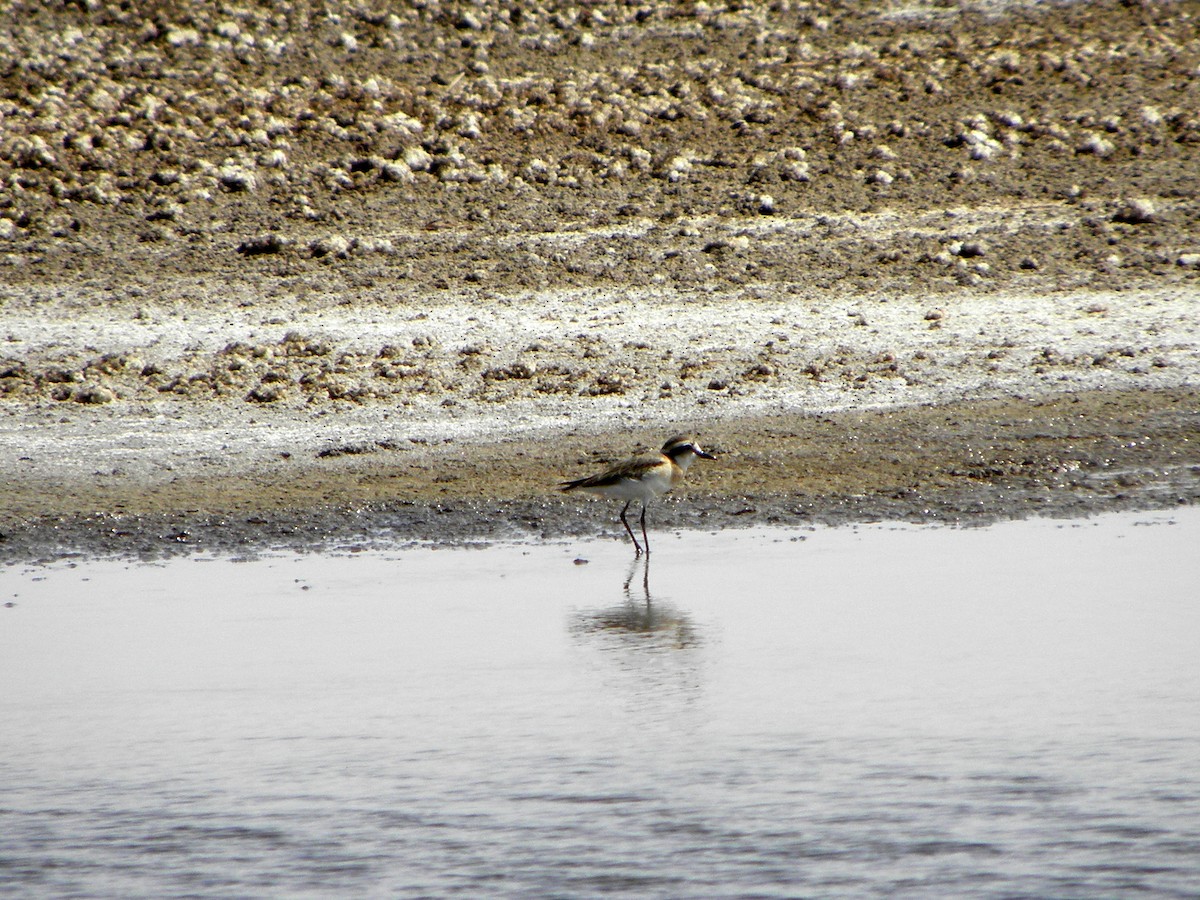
[560,435,715,555]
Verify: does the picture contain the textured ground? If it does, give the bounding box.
[2,0,1199,561]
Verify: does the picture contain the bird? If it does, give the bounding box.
[560,435,715,555]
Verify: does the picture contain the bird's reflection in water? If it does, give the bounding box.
[570,555,700,650]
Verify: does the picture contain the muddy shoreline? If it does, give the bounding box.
[3,386,1197,564]
[3,1,1200,563]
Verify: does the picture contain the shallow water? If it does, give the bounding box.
[3,509,1199,898]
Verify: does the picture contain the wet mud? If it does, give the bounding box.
[2,1,1200,563]
[3,387,1198,564]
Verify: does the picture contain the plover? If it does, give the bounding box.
[561,435,715,555]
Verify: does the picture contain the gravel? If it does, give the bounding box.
[1,0,1199,561]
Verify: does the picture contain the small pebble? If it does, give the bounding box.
[1115,198,1157,224]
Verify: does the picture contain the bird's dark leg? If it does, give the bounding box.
[639,502,650,555]
[619,500,643,555]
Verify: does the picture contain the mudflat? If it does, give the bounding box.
[2,1,1198,560]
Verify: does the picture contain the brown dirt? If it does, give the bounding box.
[4,0,1199,298]
[2,0,1199,561]
[3,386,1198,562]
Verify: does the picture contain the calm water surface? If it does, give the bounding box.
[3,509,1199,897]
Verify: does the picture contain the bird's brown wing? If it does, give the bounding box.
[560,454,661,491]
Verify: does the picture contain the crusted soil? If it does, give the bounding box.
[2,1,1199,561]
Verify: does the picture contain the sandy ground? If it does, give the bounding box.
[2,0,1199,561]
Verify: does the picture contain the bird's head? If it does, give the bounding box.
[662,435,716,467]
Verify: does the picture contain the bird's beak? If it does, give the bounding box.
[696,449,716,460]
